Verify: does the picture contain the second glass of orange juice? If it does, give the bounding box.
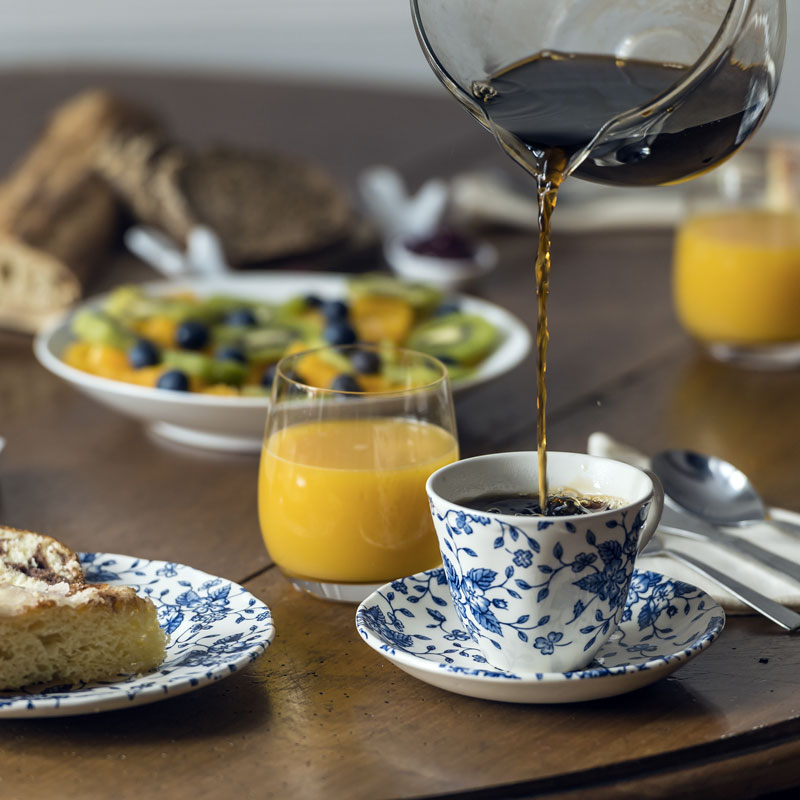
[673,140,800,368]
[258,344,458,602]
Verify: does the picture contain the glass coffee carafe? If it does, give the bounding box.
[410,0,786,507]
[411,0,786,188]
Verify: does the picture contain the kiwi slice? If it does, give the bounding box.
[212,324,247,347]
[197,294,254,319]
[382,362,441,389]
[104,286,220,324]
[440,363,474,383]
[348,273,442,317]
[406,312,498,366]
[240,385,270,397]
[104,285,148,321]
[275,296,310,322]
[316,347,355,374]
[162,350,248,385]
[71,309,136,350]
[241,326,304,362]
[252,303,279,326]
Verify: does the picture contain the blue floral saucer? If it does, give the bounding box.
[356,568,724,704]
[0,553,275,717]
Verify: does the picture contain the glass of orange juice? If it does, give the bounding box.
[673,139,800,368]
[258,344,458,602]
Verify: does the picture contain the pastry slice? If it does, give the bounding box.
[0,526,166,690]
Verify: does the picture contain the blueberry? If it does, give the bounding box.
[216,346,247,364]
[349,348,381,374]
[330,374,363,392]
[434,300,462,316]
[260,364,278,387]
[304,294,323,309]
[324,320,357,346]
[224,308,256,327]
[322,299,349,321]
[283,369,302,384]
[157,369,190,392]
[261,364,302,387]
[176,320,210,350]
[128,339,160,368]
[436,355,458,366]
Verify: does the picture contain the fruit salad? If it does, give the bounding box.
[61,274,501,395]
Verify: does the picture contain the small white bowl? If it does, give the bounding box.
[384,236,498,292]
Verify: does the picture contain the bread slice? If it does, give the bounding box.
[95,138,354,265]
[0,90,160,333]
[0,526,166,690]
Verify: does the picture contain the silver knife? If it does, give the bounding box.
[659,504,800,585]
[649,540,800,632]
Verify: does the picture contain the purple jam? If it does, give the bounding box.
[404,227,477,260]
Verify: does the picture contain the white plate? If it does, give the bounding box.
[33,272,531,452]
[356,568,724,704]
[0,553,274,717]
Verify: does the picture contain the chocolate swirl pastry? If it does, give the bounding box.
[0,526,166,690]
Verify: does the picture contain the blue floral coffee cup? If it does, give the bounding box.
[426,451,664,675]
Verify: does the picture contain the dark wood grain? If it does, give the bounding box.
[2,69,800,800]
[3,568,799,800]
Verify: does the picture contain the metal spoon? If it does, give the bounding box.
[644,536,800,632]
[651,449,800,537]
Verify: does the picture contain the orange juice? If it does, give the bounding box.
[674,209,800,344]
[258,417,458,584]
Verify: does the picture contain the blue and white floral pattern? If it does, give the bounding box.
[429,501,654,672]
[0,553,274,718]
[356,568,724,703]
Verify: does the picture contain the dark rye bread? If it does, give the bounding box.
[182,148,354,264]
[95,134,355,266]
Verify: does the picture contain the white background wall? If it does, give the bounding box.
[0,1,795,130]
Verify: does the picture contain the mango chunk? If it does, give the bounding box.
[135,316,178,348]
[350,295,414,345]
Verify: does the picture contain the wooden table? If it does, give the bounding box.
[2,70,800,800]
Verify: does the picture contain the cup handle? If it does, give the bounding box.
[637,470,665,553]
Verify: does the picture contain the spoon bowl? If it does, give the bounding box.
[651,449,800,536]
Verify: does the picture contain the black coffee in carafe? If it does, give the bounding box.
[473,51,773,187]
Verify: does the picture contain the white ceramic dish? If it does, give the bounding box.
[0,553,274,718]
[384,237,498,292]
[356,568,724,704]
[34,272,531,453]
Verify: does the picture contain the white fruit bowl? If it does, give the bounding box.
[34,272,531,453]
